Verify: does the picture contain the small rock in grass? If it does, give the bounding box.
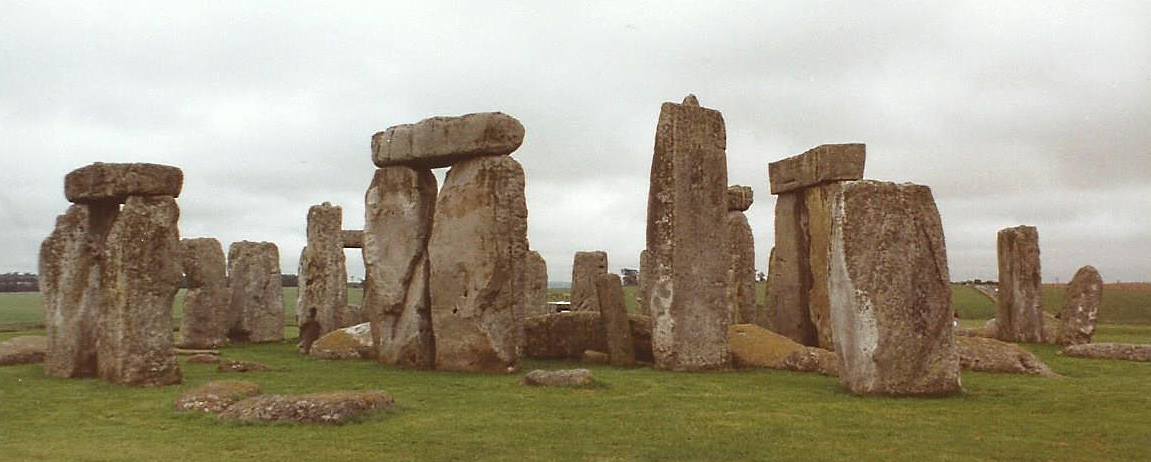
[217,359,269,373]
[219,391,395,424]
[176,380,262,414]
[1060,343,1151,362]
[522,369,595,387]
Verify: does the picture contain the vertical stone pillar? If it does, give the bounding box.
[179,238,229,349]
[300,202,348,335]
[227,241,284,343]
[726,186,756,325]
[1057,265,1102,346]
[40,205,102,378]
[429,156,528,372]
[524,251,549,317]
[571,251,608,312]
[363,166,438,369]
[825,181,960,396]
[995,226,1044,343]
[645,95,730,371]
[637,249,652,318]
[596,273,636,367]
[98,196,183,386]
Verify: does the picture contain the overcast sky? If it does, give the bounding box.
[1,1,1148,284]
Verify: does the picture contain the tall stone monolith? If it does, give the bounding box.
[644,95,729,371]
[227,241,284,343]
[996,226,1044,343]
[429,156,527,372]
[363,166,437,368]
[40,205,104,378]
[726,185,756,325]
[299,202,348,335]
[1056,265,1103,346]
[596,273,636,367]
[179,238,229,349]
[524,251,549,317]
[571,251,608,312]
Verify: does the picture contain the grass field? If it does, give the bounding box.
[2,287,1150,461]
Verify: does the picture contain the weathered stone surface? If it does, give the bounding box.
[40,204,105,378]
[637,249,652,318]
[571,251,608,312]
[767,144,865,195]
[1060,343,1151,362]
[179,238,229,349]
[219,391,395,424]
[310,322,375,360]
[226,241,284,343]
[728,324,838,376]
[804,184,837,350]
[185,353,220,364]
[429,156,527,372]
[372,112,525,169]
[726,185,753,211]
[299,202,349,336]
[524,251,550,317]
[645,96,730,371]
[956,336,1058,377]
[363,166,437,369]
[524,311,654,363]
[595,273,636,367]
[582,350,610,364]
[726,210,756,325]
[826,181,961,396]
[996,226,1044,343]
[341,230,364,249]
[97,196,183,386]
[0,336,47,366]
[64,162,183,204]
[217,359,270,373]
[176,380,262,414]
[522,369,594,387]
[1056,266,1103,346]
[765,193,818,346]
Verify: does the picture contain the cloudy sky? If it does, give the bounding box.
[1,1,1148,284]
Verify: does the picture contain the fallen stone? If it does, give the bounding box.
[524,311,653,363]
[299,202,349,336]
[179,238,229,349]
[40,204,103,378]
[217,359,270,373]
[1060,343,1151,362]
[727,324,837,376]
[582,350,609,364]
[310,322,375,360]
[64,162,183,204]
[726,209,756,325]
[767,144,865,195]
[571,251,608,312]
[522,369,595,387]
[174,348,220,356]
[595,273,636,367]
[726,185,753,211]
[372,112,525,169]
[219,391,395,425]
[226,241,284,343]
[1056,266,1103,346]
[957,336,1058,377]
[0,336,47,366]
[429,156,527,373]
[341,230,364,249]
[98,196,183,387]
[996,226,1045,343]
[646,95,730,371]
[185,354,220,364]
[825,181,961,396]
[524,251,550,317]
[175,380,262,414]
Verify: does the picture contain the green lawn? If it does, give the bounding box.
[2,288,1150,461]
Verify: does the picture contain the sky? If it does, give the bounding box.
[1,1,1148,284]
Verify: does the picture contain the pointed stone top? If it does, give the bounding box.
[682,94,699,106]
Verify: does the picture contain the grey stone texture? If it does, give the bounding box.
[179,238,229,349]
[299,202,349,335]
[726,185,753,211]
[1056,265,1103,346]
[226,241,284,343]
[767,143,865,195]
[341,230,364,249]
[64,162,183,203]
[571,251,608,312]
[372,112,525,169]
[595,273,636,367]
[524,251,550,317]
[726,210,756,325]
[765,192,819,346]
[40,204,103,378]
[995,226,1045,343]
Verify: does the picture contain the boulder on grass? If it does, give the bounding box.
[176,380,262,414]
[728,324,837,376]
[310,322,375,360]
[522,369,595,387]
[217,360,269,373]
[956,336,1058,377]
[0,336,47,366]
[219,391,395,424]
[1060,343,1151,362]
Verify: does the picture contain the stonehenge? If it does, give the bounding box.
[643,95,731,371]
[298,202,349,334]
[226,241,284,343]
[524,251,549,317]
[372,112,525,169]
[41,162,184,386]
[571,251,608,312]
[1056,265,1103,346]
[178,238,229,349]
[726,185,756,325]
[995,226,1045,343]
[595,273,636,367]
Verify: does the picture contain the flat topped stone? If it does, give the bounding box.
[727,185,753,211]
[767,144,865,195]
[372,112,525,169]
[340,230,364,249]
[65,162,183,203]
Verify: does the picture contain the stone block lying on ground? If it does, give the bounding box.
[523,311,653,363]
[372,112,525,169]
[0,336,47,366]
[217,360,270,373]
[727,324,837,376]
[64,162,183,203]
[310,322,375,360]
[176,381,262,414]
[1060,343,1151,362]
[522,369,595,387]
[219,391,395,424]
[956,336,1058,377]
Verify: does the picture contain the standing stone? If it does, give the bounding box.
[765,193,819,346]
[826,181,960,396]
[179,238,229,349]
[645,95,730,371]
[363,166,437,369]
[595,273,636,367]
[40,205,105,378]
[98,196,183,386]
[804,184,836,350]
[638,250,652,318]
[372,112,526,169]
[571,251,608,312]
[1056,265,1103,346]
[429,156,528,372]
[299,202,348,335]
[726,186,756,325]
[524,251,550,317]
[227,242,284,343]
[996,226,1044,343]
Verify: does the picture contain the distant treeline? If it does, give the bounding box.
[0,273,39,292]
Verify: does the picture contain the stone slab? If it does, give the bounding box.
[767,144,865,195]
[65,162,183,203]
[372,112,525,169]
